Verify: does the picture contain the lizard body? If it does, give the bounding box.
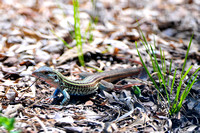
[32,66,143,105]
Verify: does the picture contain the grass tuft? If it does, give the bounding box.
[136,32,199,115]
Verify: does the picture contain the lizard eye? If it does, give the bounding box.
[44,71,49,75]
[54,75,57,79]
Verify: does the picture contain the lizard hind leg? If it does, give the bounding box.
[99,80,114,91]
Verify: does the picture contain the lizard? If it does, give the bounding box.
[32,66,143,105]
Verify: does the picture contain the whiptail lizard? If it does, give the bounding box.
[32,66,143,105]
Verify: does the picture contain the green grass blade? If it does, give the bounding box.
[171,65,193,112]
[140,29,149,46]
[176,71,199,113]
[149,44,162,76]
[51,30,72,49]
[149,44,170,104]
[162,50,166,74]
[181,67,200,100]
[83,21,94,43]
[160,47,167,86]
[170,68,177,95]
[73,0,85,66]
[176,65,193,99]
[167,59,172,86]
[180,34,193,77]
[160,48,164,71]
[140,39,157,73]
[135,42,160,91]
[169,67,177,107]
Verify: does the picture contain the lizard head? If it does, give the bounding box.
[32,66,61,88]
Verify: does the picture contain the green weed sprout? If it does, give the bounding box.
[0,116,19,133]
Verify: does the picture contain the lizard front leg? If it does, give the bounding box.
[60,89,70,105]
[49,88,64,105]
[52,88,61,98]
